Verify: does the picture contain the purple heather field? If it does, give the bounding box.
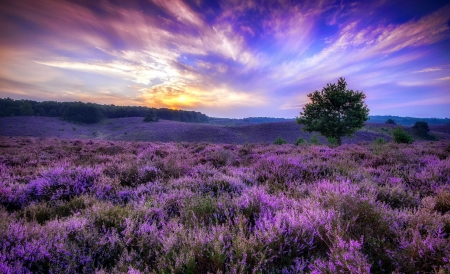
[1,116,450,144]
[0,132,449,273]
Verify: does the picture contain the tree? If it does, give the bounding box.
[411,121,429,137]
[296,77,369,146]
[392,127,413,144]
[143,112,158,122]
[385,118,396,125]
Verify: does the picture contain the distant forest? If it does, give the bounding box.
[1,98,449,126]
[0,98,209,124]
[368,115,450,126]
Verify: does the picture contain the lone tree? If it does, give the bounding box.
[296,77,369,146]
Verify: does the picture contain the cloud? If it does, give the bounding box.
[437,76,450,81]
[1,0,449,118]
[413,64,450,73]
[140,82,267,110]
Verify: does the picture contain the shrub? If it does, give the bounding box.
[294,137,306,146]
[273,136,287,145]
[143,113,158,122]
[374,137,386,144]
[309,135,320,145]
[434,190,450,214]
[392,127,413,144]
[411,121,429,137]
[327,137,338,147]
[385,118,396,125]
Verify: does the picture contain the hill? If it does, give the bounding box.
[0,116,428,144]
[368,115,450,126]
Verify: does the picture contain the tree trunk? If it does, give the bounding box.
[337,136,342,146]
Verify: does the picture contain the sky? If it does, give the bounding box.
[0,0,449,118]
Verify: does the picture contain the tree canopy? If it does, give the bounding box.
[385,118,396,125]
[411,121,430,138]
[296,77,369,145]
[0,98,209,124]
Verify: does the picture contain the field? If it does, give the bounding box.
[2,116,449,144]
[1,136,449,273]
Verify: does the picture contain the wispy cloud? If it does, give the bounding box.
[0,0,449,117]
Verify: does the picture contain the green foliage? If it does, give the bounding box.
[385,118,396,125]
[296,77,369,146]
[0,98,210,123]
[294,137,306,146]
[273,136,287,145]
[327,137,338,147]
[411,121,430,138]
[93,204,130,232]
[20,103,34,116]
[392,127,413,144]
[309,135,320,145]
[374,137,386,144]
[143,113,158,122]
[63,102,102,124]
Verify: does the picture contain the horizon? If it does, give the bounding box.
[1,0,449,119]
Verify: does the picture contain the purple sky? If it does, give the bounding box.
[1,0,449,118]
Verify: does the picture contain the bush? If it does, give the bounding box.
[273,136,287,145]
[309,135,320,145]
[385,118,396,125]
[392,127,413,144]
[327,137,338,147]
[143,113,158,122]
[294,137,306,146]
[412,121,431,138]
[374,137,386,144]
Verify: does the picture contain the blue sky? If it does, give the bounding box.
[0,0,449,118]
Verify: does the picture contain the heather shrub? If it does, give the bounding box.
[391,209,450,272]
[376,184,420,209]
[197,173,245,197]
[182,196,234,227]
[434,190,450,214]
[119,164,139,187]
[54,195,92,217]
[1,137,450,272]
[311,236,371,274]
[19,202,55,224]
[273,136,287,145]
[92,203,131,232]
[28,166,99,202]
[392,127,413,144]
[208,148,235,167]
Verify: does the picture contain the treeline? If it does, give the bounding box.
[0,98,209,124]
[243,117,295,123]
[369,115,450,126]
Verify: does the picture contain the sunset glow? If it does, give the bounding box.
[0,0,449,118]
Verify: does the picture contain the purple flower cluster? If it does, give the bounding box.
[0,136,449,273]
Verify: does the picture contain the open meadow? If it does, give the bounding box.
[1,136,449,273]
